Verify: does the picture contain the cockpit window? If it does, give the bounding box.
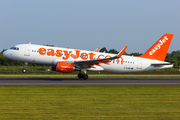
[10,47,19,51]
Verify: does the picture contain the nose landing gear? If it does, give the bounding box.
[22,62,28,73]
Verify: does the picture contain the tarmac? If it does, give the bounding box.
[0,77,180,85]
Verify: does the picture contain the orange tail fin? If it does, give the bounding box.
[139,33,174,61]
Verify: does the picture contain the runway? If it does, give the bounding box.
[0,77,180,85]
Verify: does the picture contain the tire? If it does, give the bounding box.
[22,69,26,73]
[83,74,88,80]
[78,73,83,79]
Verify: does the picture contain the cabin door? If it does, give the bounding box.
[24,45,30,56]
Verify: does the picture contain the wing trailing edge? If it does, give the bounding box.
[74,46,127,67]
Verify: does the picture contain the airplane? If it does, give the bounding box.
[3,33,174,80]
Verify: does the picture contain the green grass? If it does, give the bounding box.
[1,74,180,78]
[0,86,180,119]
[0,66,180,74]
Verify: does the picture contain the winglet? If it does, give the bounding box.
[117,46,127,57]
[94,47,99,52]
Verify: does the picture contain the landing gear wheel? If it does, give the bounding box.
[83,74,88,80]
[22,62,28,73]
[78,73,83,79]
[22,69,26,73]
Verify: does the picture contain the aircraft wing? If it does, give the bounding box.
[74,46,127,68]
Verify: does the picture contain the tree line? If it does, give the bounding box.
[0,47,180,67]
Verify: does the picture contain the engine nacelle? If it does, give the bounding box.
[51,62,74,73]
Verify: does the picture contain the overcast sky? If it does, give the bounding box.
[0,0,179,54]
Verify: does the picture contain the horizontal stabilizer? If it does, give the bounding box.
[151,63,174,66]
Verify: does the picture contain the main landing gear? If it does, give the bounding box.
[22,62,28,73]
[78,70,88,80]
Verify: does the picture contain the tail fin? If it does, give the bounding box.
[139,33,174,61]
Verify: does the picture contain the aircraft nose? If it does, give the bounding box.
[3,50,11,59]
[3,50,7,58]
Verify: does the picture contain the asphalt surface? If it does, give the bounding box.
[0,77,180,85]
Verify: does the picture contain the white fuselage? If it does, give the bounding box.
[3,44,173,73]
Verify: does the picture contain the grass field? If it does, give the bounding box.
[0,66,180,74]
[1,74,180,78]
[0,85,180,119]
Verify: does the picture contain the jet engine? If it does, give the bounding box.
[51,62,74,73]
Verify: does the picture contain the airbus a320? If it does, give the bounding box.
[3,33,174,79]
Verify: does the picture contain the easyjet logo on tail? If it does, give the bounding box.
[149,36,168,55]
[139,33,173,61]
